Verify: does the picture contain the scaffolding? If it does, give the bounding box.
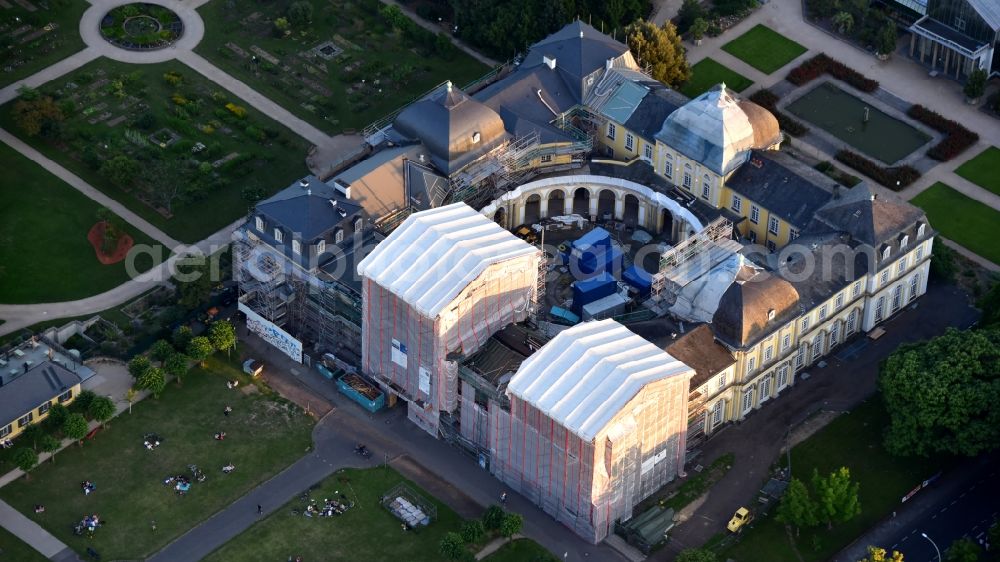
[650,218,736,303]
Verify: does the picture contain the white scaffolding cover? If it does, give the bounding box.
[507,319,694,441]
[357,202,537,318]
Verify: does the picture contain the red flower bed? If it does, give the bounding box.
[835,150,920,190]
[906,104,979,161]
[748,89,809,137]
[87,221,134,265]
[787,54,879,92]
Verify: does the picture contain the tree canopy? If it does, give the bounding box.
[150,339,175,364]
[944,537,981,562]
[127,355,152,380]
[63,413,89,443]
[12,95,64,137]
[88,396,116,427]
[438,531,465,560]
[812,467,861,528]
[12,447,38,474]
[187,336,215,365]
[138,366,167,397]
[625,20,691,88]
[500,512,524,538]
[879,327,1000,457]
[208,320,237,357]
[776,478,819,533]
[858,546,904,562]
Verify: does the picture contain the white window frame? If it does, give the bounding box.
[777,365,789,389]
[917,223,926,237]
[835,293,844,309]
[900,235,908,250]
[644,143,653,161]
[875,296,885,322]
[0,424,10,438]
[829,323,840,347]
[750,205,760,224]
[759,375,772,403]
[540,154,553,164]
[274,228,283,243]
[782,334,791,351]
[606,122,616,140]
[897,258,906,274]
[790,229,799,240]
[746,356,756,374]
[38,400,51,414]
[916,245,924,261]
[335,229,344,244]
[683,172,692,189]
[732,195,742,213]
[847,309,858,333]
[768,216,779,235]
[59,390,73,403]
[741,389,754,414]
[316,239,326,255]
[292,240,301,255]
[766,240,777,253]
[819,305,828,321]
[882,247,891,261]
[892,284,903,312]
[811,337,823,362]
[625,132,634,152]
[852,281,861,298]
[801,316,810,331]
[354,218,363,232]
[909,274,919,302]
[711,400,725,427]
[701,179,710,200]
[716,373,727,392]
[763,346,773,363]
[880,270,890,286]
[255,216,264,232]
[795,348,805,370]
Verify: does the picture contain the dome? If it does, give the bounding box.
[712,270,800,348]
[656,84,782,176]
[394,82,508,174]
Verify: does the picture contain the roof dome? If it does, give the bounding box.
[656,84,781,176]
[394,82,507,174]
[712,270,800,348]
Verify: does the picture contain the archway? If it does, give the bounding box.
[572,187,590,216]
[660,208,673,240]
[623,194,640,227]
[597,189,615,220]
[524,194,541,225]
[546,189,565,218]
[493,207,506,228]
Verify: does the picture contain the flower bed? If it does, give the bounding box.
[787,54,879,93]
[906,104,979,161]
[748,89,810,137]
[835,150,920,190]
[100,3,182,50]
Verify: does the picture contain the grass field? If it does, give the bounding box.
[722,24,808,74]
[0,142,156,304]
[204,466,468,562]
[0,58,312,243]
[681,58,753,99]
[0,356,314,560]
[0,0,89,88]
[912,182,1000,265]
[484,538,558,561]
[196,0,488,135]
[955,146,1000,196]
[0,525,47,562]
[721,400,947,562]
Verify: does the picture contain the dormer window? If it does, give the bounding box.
[900,235,908,250]
[354,218,363,233]
[292,240,301,255]
[767,309,776,320]
[316,239,326,255]
[917,223,926,237]
[335,229,344,244]
[881,246,890,261]
[255,216,264,232]
[274,228,283,243]
[472,132,481,144]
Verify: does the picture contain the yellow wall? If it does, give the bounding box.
[1,384,79,440]
[596,121,655,163]
[720,186,796,250]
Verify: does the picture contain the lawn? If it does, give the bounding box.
[0,142,156,304]
[912,182,1000,265]
[203,466,468,562]
[721,24,808,74]
[955,146,1000,196]
[0,356,314,560]
[0,525,47,562]
[485,538,558,561]
[0,0,89,88]
[195,0,489,135]
[680,58,753,99]
[0,58,312,243]
[721,399,947,562]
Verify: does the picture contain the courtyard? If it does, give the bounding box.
[680,58,753,98]
[721,24,807,74]
[0,356,314,560]
[0,58,312,243]
[195,0,489,134]
[0,0,89,88]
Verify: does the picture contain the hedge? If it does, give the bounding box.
[906,104,979,161]
[787,53,879,92]
[748,89,810,137]
[835,149,920,190]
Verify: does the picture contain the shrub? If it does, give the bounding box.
[482,505,505,530]
[906,104,978,161]
[73,389,98,413]
[835,149,920,189]
[225,102,247,119]
[964,69,987,100]
[748,89,810,137]
[461,520,485,544]
[787,53,879,92]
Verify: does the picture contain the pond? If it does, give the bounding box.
[786,82,931,164]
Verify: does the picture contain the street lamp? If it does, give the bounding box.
[921,532,941,562]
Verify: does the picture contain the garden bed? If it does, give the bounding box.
[787,53,879,92]
[87,220,135,264]
[835,149,920,190]
[100,3,183,50]
[0,0,89,88]
[906,104,979,161]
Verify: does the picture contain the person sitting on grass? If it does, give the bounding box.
[222,463,236,474]
[214,431,226,441]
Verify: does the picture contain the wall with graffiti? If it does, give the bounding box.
[239,302,303,363]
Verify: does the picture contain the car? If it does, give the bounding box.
[242,359,264,377]
[727,507,753,533]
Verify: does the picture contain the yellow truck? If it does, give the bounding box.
[727,507,753,533]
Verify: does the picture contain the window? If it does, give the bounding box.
[731,195,742,213]
[746,356,756,374]
[58,390,72,403]
[716,373,727,391]
[782,334,791,351]
[835,293,844,309]
[811,337,823,361]
[316,239,326,255]
[255,216,264,232]
[0,424,9,438]
[852,281,861,298]
[801,316,810,332]
[916,245,924,261]
[900,235,908,250]
[334,229,344,244]
[750,205,760,224]
[274,228,283,243]
[606,122,616,140]
[742,389,754,414]
[880,270,889,286]
[765,240,776,252]
[625,133,634,152]
[795,348,805,369]
[663,154,673,178]
[897,258,906,274]
[747,230,756,243]
[292,240,301,255]
[819,305,828,321]
[760,375,772,403]
[763,346,773,363]
[18,413,33,428]
[790,229,799,240]
[909,274,919,302]
[471,131,481,144]
[683,172,692,189]
[701,177,710,200]
[768,216,779,235]
[875,296,885,322]
[777,365,789,389]
[955,16,965,30]
[847,309,858,333]
[354,217,363,232]
[38,400,51,415]
[917,223,926,237]
[644,143,653,161]
[892,284,903,312]
[829,323,840,347]
[712,400,725,427]
[882,246,891,261]
[540,154,553,164]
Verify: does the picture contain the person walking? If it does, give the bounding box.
[499,491,507,505]
[257,504,263,516]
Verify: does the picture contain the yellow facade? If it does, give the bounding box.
[596,121,656,164]
[1,384,80,441]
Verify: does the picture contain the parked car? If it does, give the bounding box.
[242,359,264,378]
[727,507,753,533]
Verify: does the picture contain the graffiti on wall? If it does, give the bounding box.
[239,302,303,363]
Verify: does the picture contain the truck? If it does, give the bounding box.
[727,507,753,533]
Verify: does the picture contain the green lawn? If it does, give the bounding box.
[195,0,489,135]
[721,24,808,74]
[0,0,89,87]
[485,538,558,561]
[721,400,947,562]
[912,182,1000,265]
[681,58,754,99]
[0,356,314,560]
[0,525,47,562]
[0,58,313,243]
[204,466,468,562]
[0,142,156,304]
[955,146,1000,196]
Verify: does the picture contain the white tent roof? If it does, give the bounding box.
[357,202,538,318]
[507,319,694,442]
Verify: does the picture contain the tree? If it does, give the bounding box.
[12,96,63,137]
[174,258,213,311]
[483,505,505,530]
[812,467,861,528]
[208,320,237,358]
[88,396,116,429]
[807,0,840,18]
[19,424,44,451]
[832,11,854,34]
[150,339,175,364]
[99,155,141,188]
[45,403,69,431]
[880,327,1000,457]
[978,283,1000,328]
[63,413,89,445]
[776,478,819,534]
[125,387,138,414]
[39,434,61,464]
[625,21,691,89]
[930,241,956,281]
[876,23,897,57]
[677,548,718,562]
[72,389,97,414]
[141,159,184,215]
[12,448,38,478]
[964,69,988,101]
[858,546,905,562]
[164,352,190,384]
[461,520,485,544]
[500,512,524,538]
[690,18,709,41]
[128,355,152,380]
[187,336,215,366]
[138,367,167,398]
[288,1,313,27]
[439,531,466,560]
[173,325,194,351]
[945,538,981,562]
[677,0,707,34]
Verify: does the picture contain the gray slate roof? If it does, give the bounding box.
[256,176,362,242]
[726,150,837,228]
[777,231,870,311]
[0,361,80,427]
[521,20,630,103]
[623,86,686,144]
[812,183,926,249]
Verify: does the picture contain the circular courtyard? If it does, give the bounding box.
[100,2,183,50]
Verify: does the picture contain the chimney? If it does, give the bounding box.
[870,194,877,202]
[606,58,613,70]
[419,154,426,163]
[543,55,557,70]
[342,185,351,199]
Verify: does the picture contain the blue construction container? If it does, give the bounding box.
[550,306,580,325]
[572,272,617,314]
[336,373,386,413]
[316,364,338,380]
[571,227,613,253]
[623,265,654,296]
